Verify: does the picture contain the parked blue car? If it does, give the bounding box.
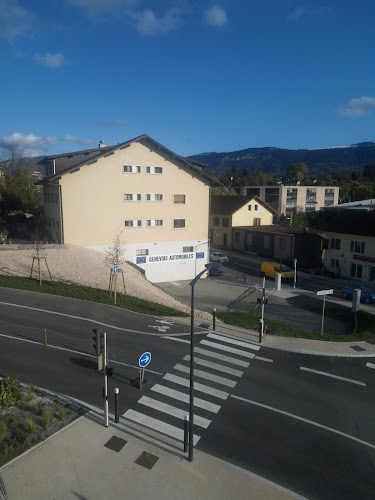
[341,284,375,304]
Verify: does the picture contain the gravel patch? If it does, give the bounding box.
[0,245,212,319]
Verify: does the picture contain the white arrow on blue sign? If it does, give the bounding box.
[113,265,118,274]
[139,352,151,368]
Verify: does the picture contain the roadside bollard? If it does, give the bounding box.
[114,387,120,423]
[259,319,263,344]
[213,308,216,331]
[184,414,189,452]
[44,329,47,346]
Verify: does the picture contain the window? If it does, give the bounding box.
[146,166,163,174]
[147,219,163,227]
[246,233,253,245]
[174,194,186,204]
[369,266,375,282]
[331,258,340,268]
[123,165,141,173]
[351,263,363,279]
[174,219,185,229]
[253,218,261,226]
[350,240,365,254]
[123,194,141,201]
[213,217,219,226]
[254,204,259,211]
[183,246,193,252]
[235,232,240,243]
[325,188,335,206]
[248,204,252,211]
[136,249,149,256]
[124,220,142,227]
[330,238,341,250]
[222,218,229,227]
[146,194,163,201]
[264,236,270,249]
[286,188,297,210]
[305,188,317,212]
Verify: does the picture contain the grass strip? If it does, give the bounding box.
[216,310,375,342]
[0,275,187,317]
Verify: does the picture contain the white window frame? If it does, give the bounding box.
[254,204,259,211]
[123,194,142,201]
[124,220,142,227]
[136,249,149,256]
[248,204,252,211]
[146,194,163,202]
[146,166,163,174]
[123,165,141,174]
[183,246,193,253]
[147,219,164,227]
[174,219,186,229]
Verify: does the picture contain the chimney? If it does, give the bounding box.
[98,140,106,148]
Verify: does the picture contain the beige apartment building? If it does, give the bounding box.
[37,135,216,283]
[233,185,340,215]
[210,195,275,248]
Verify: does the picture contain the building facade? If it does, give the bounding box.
[210,195,275,248]
[321,211,375,283]
[233,185,340,215]
[37,135,216,283]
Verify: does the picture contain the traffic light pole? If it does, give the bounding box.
[103,331,109,427]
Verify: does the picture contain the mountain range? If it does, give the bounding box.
[187,142,375,177]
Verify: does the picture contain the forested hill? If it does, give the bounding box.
[187,142,375,176]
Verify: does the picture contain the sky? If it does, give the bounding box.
[1,0,374,158]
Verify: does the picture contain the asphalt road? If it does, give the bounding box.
[1,288,375,498]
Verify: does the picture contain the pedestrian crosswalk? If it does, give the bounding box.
[122,332,261,447]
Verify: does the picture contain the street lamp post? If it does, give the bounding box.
[188,262,221,462]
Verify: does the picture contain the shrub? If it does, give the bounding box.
[31,401,43,416]
[0,418,8,446]
[0,377,20,409]
[58,406,69,421]
[25,416,36,434]
[40,407,55,429]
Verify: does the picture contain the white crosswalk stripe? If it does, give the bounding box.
[200,339,256,359]
[164,373,229,399]
[138,396,211,428]
[123,409,201,445]
[207,332,261,351]
[183,355,244,377]
[123,330,265,446]
[151,384,221,413]
[195,347,250,367]
[173,363,237,388]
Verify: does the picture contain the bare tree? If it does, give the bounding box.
[105,231,127,299]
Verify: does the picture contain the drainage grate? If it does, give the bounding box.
[350,345,367,352]
[104,436,127,452]
[135,451,159,470]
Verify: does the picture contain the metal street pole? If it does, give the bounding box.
[103,331,109,427]
[293,257,297,290]
[321,295,326,336]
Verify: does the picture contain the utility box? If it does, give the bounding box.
[352,289,361,312]
[275,273,281,291]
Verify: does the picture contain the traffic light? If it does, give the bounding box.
[93,329,101,356]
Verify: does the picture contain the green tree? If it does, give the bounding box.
[285,162,309,183]
[0,147,43,216]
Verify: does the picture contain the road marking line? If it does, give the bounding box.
[300,366,366,386]
[366,362,375,370]
[138,396,211,429]
[231,395,375,451]
[183,355,244,377]
[195,347,250,368]
[254,356,274,363]
[200,340,256,359]
[151,384,221,413]
[163,373,229,400]
[122,409,200,445]
[173,364,237,388]
[169,282,182,286]
[207,333,260,351]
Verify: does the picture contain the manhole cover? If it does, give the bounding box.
[135,451,159,470]
[350,345,367,352]
[104,436,127,452]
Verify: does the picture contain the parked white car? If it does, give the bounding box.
[210,251,229,263]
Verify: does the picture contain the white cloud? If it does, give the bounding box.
[287,6,330,22]
[0,133,94,156]
[135,7,182,35]
[335,97,375,118]
[0,0,36,41]
[33,52,66,68]
[100,120,130,126]
[203,6,227,27]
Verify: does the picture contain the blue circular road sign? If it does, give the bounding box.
[139,352,151,368]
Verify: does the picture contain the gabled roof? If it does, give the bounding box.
[322,210,375,237]
[36,134,218,186]
[210,195,276,215]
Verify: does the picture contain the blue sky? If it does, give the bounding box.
[1,0,374,158]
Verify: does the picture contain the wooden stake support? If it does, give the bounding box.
[30,257,53,286]
[108,268,126,298]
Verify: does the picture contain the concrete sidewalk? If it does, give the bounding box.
[0,411,304,500]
